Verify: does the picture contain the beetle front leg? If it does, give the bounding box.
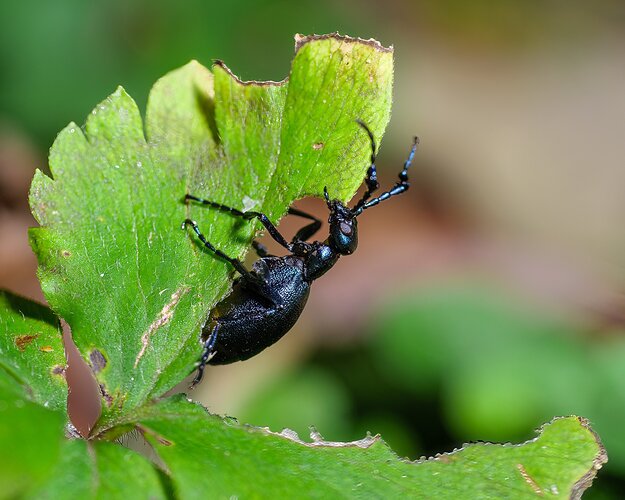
[184,194,293,251]
[182,218,255,280]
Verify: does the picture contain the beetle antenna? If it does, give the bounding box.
[353,120,380,212]
[353,135,419,216]
[323,186,332,209]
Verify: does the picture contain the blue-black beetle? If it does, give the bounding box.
[183,121,418,386]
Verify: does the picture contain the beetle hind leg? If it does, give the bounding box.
[190,324,220,389]
[252,240,273,258]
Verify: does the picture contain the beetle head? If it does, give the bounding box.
[324,187,358,255]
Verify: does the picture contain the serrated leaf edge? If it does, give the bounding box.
[419,416,607,498]
[294,32,393,54]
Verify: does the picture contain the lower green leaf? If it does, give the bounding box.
[137,396,606,498]
[0,372,65,499]
[28,439,166,500]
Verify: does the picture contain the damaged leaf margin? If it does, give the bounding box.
[135,397,606,499]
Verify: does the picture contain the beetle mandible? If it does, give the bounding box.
[183,121,419,387]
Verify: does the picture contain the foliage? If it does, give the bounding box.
[0,34,607,497]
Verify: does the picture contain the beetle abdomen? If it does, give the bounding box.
[205,256,310,364]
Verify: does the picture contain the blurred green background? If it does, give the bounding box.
[2,0,625,496]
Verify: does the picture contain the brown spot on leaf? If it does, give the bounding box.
[61,250,71,258]
[51,365,66,377]
[90,349,107,373]
[99,384,113,407]
[312,142,324,150]
[39,345,54,353]
[15,334,39,351]
[156,436,173,446]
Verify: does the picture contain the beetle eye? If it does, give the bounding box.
[340,222,352,235]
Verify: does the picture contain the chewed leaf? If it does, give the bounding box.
[138,396,606,498]
[268,34,394,210]
[28,34,394,431]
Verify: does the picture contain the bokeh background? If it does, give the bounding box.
[2,0,625,495]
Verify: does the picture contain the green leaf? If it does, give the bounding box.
[138,396,606,498]
[0,292,68,497]
[0,371,65,499]
[265,34,394,208]
[27,439,167,499]
[29,34,393,431]
[0,290,66,410]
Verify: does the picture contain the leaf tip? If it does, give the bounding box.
[28,169,53,224]
[180,59,212,82]
[446,416,608,497]
[112,85,128,97]
[539,417,606,498]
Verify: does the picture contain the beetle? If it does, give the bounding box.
[183,121,418,387]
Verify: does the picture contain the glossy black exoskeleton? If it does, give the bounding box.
[183,121,418,387]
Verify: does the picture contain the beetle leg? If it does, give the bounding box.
[288,207,322,243]
[250,207,320,256]
[252,240,273,258]
[352,120,380,210]
[190,324,219,388]
[185,194,292,251]
[182,219,256,280]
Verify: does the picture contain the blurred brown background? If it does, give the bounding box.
[2,0,625,495]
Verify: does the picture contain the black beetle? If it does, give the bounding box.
[183,121,418,386]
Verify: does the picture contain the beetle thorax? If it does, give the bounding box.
[304,242,339,281]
